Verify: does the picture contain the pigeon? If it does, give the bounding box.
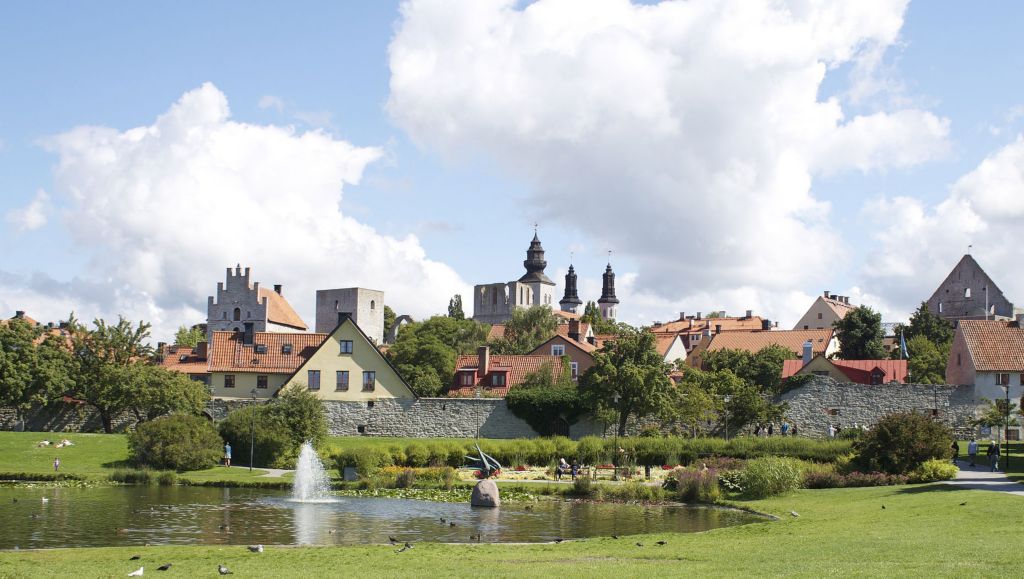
[881,505,886,510]
[247,544,263,553]
[130,556,141,561]
[611,535,619,540]
[636,542,644,547]
[656,540,667,546]
[959,502,967,506]
[470,534,481,543]
[388,536,398,545]
[790,511,800,518]
[127,567,144,577]
[395,543,414,554]
[449,522,456,527]
[218,564,232,575]
[157,564,172,571]
[554,538,564,544]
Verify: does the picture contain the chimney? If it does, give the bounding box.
[697,312,702,320]
[477,346,490,378]
[761,319,772,331]
[679,312,686,321]
[14,310,25,319]
[715,324,722,335]
[195,341,208,359]
[802,340,813,366]
[243,322,254,346]
[157,341,167,353]
[745,309,753,318]
[823,290,830,298]
[273,284,282,295]
[568,319,581,342]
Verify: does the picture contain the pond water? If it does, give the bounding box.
[0,486,762,549]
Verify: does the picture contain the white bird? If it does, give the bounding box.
[790,511,800,518]
[247,544,263,553]
[218,564,233,575]
[41,497,49,503]
[127,567,144,576]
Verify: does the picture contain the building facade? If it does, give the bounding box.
[794,291,854,330]
[206,265,307,341]
[927,254,1015,324]
[314,287,385,344]
[472,232,557,324]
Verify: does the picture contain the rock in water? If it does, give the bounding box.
[470,479,501,507]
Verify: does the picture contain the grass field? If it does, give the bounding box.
[0,483,1020,577]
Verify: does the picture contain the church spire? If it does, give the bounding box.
[518,229,555,286]
[560,260,582,313]
[598,256,619,321]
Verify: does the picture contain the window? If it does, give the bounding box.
[282,343,293,355]
[362,371,376,391]
[233,307,241,321]
[254,344,267,354]
[336,370,349,391]
[357,425,367,434]
[339,340,353,354]
[803,325,809,330]
[571,362,579,381]
[957,353,961,366]
[870,370,884,385]
[939,302,943,313]
[308,370,321,390]
[246,311,251,319]
[998,373,1010,386]
[965,288,971,298]
[491,373,506,387]
[551,344,565,356]
[370,300,375,310]
[257,375,268,389]
[817,312,823,319]
[460,372,474,386]
[224,374,235,388]
[222,312,227,320]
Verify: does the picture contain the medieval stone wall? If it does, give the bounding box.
[0,402,138,433]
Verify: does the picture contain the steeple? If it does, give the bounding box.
[598,258,619,321]
[518,230,555,286]
[560,263,583,313]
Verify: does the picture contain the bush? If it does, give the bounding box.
[742,456,803,498]
[334,447,391,478]
[395,468,416,488]
[854,411,952,474]
[570,476,595,498]
[802,470,845,489]
[908,459,959,483]
[841,471,907,487]
[718,470,745,494]
[604,481,665,502]
[670,468,721,503]
[129,414,223,471]
[219,406,295,468]
[109,469,153,484]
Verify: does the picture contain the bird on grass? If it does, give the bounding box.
[395,542,414,554]
[127,567,143,577]
[439,517,446,523]
[959,502,967,506]
[790,511,800,518]
[157,564,172,571]
[388,536,398,545]
[881,505,886,510]
[611,535,619,540]
[554,538,564,544]
[449,522,456,527]
[656,540,667,546]
[635,542,644,547]
[247,544,263,553]
[218,564,233,575]
[130,556,141,561]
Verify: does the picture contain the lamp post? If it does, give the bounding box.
[612,392,621,481]
[723,395,732,441]
[249,388,257,473]
[1005,384,1012,474]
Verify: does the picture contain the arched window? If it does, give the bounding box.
[965,288,971,298]
[246,311,251,319]
[233,307,241,321]
[939,302,943,313]
[222,312,227,320]
[370,300,376,310]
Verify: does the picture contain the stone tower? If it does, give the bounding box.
[206,265,308,342]
[517,232,556,308]
[315,288,385,345]
[559,264,582,314]
[597,262,619,321]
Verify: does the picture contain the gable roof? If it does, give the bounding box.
[158,344,209,374]
[782,357,908,383]
[706,329,833,357]
[821,295,855,317]
[655,333,680,357]
[449,354,564,398]
[4,312,40,327]
[487,324,506,341]
[258,287,308,330]
[530,334,597,355]
[209,331,326,373]
[958,319,1024,372]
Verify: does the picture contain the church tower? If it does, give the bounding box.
[517,231,556,308]
[597,262,619,321]
[559,264,583,314]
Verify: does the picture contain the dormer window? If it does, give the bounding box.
[282,343,293,355]
[460,372,474,386]
[255,344,268,354]
[491,373,506,387]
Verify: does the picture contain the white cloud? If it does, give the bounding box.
[5,189,50,231]
[14,83,467,340]
[387,0,948,318]
[864,135,1024,311]
[257,95,285,112]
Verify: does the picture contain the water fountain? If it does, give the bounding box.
[291,441,334,502]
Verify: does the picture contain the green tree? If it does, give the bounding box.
[173,325,206,347]
[0,319,74,422]
[490,306,558,354]
[906,301,954,346]
[581,301,601,325]
[666,370,718,437]
[505,358,585,435]
[905,335,948,384]
[274,382,328,448]
[447,295,465,320]
[129,414,223,471]
[855,411,953,474]
[579,328,673,435]
[121,364,210,423]
[976,397,1020,441]
[388,315,489,394]
[833,305,885,360]
[702,344,794,394]
[397,364,444,397]
[383,305,397,336]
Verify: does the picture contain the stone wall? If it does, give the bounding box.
[0,402,138,433]
[322,398,538,438]
[777,376,977,438]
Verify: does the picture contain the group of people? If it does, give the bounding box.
[753,422,798,437]
[555,458,579,480]
[955,438,1004,472]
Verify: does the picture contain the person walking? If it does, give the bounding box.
[951,440,960,465]
[53,457,60,472]
[827,424,836,439]
[968,438,978,467]
[781,421,790,436]
[987,440,1000,472]
[224,442,232,468]
[767,423,774,437]
[791,423,799,437]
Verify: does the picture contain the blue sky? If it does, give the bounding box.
[2,1,1024,340]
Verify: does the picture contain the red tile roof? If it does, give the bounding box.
[654,315,766,335]
[487,324,506,341]
[781,358,908,383]
[552,310,581,321]
[958,320,1024,372]
[4,312,40,327]
[448,353,565,398]
[655,333,679,356]
[158,345,210,374]
[258,287,308,330]
[707,329,833,357]
[208,331,326,373]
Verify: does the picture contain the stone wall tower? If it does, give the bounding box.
[597,262,619,321]
[517,231,556,309]
[559,264,582,314]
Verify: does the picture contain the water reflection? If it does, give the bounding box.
[0,486,763,549]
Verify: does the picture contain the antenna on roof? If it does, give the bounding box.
[607,249,613,265]
[968,244,972,255]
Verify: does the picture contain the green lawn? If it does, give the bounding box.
[0,483,1020,577]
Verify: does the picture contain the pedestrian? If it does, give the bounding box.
[571,458,579,481]
[951,440,960,465]
[224,442,232,467]
[767,423,774,437]
[987,440,1000,472]
[781,421,790,436]
[754,424,762,437]
[53,457,60,472]
[827,424,836,439]
[792,424,799,437]
[968,438,978,467]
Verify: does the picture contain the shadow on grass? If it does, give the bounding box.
[101,460,133,469]
[895,483,962,495]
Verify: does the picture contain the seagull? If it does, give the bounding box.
[388,536,398,545]
[218,564,233,575]
[157,564,172,571]
[247,544,263,553]
[130,555,141,560]
[656,540,667,546]
[127,567,144,576]
[790,511,800,518]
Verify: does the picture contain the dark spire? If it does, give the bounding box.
[598,262,619,305]
[518,230,555,285]
[560,264,582,311]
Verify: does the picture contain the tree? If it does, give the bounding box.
[666,370,718,437]
[580,301,601,325]
[383,305,397,335]
[833,305,885,360]
[906,302,953,346]
[905,335,948,384]
[121,364,209,423]
[505,359,585,435]
[0,319,74,422]
[703,345,795,394]
[173,325,206,347]
[855,411,953,474]
[976,397,1020,441]
[579,328,673,435]
[129,414,223,471]
[447,295,465,320]
[388,315,490,394]
[490,306,558,354]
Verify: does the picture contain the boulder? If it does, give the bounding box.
[471,479,500,507]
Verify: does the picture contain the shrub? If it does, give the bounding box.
[405,443,429,467]
[219,406,295,468]
[395,468,417,488]
[802,470,844,489]
[742,456,803,498]
[109,469,153,484]
[604,481,665,502]
[841,471,907,487]
[576,437,609,465]
[156,471,178,486]
[505,383,586,436]
[670,468,721,503]
[334,447,391,478]
[570,476,595,498]
[854,411,952,474]
[129,414,223,471]
[908,459,959,483]
[718,470,745,494]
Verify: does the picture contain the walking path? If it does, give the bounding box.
[944,463,1024,496]
[259,468,293,478]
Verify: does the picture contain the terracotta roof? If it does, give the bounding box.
[655,333,679,356]
[258,287,308,330]
[706,329,833,357]
[958,320,1024,372]
[531,334,597,355]
[158,345,210,375]
[448,354,564,398]
[823,296,855,317]
[552,310,581,321]
[4,312,40,327]
[208,331,326,373]
[653,315,765,335]
[781,358,908,383]
[487,324,506,341]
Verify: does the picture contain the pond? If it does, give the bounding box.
[0,485,763,549]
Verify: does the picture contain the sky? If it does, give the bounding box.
[2,0,1024,342]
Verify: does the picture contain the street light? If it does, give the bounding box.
[722,395,732,441]
[249,388,257,473]
[1004,383,1012,474]
[612,392,621,481]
